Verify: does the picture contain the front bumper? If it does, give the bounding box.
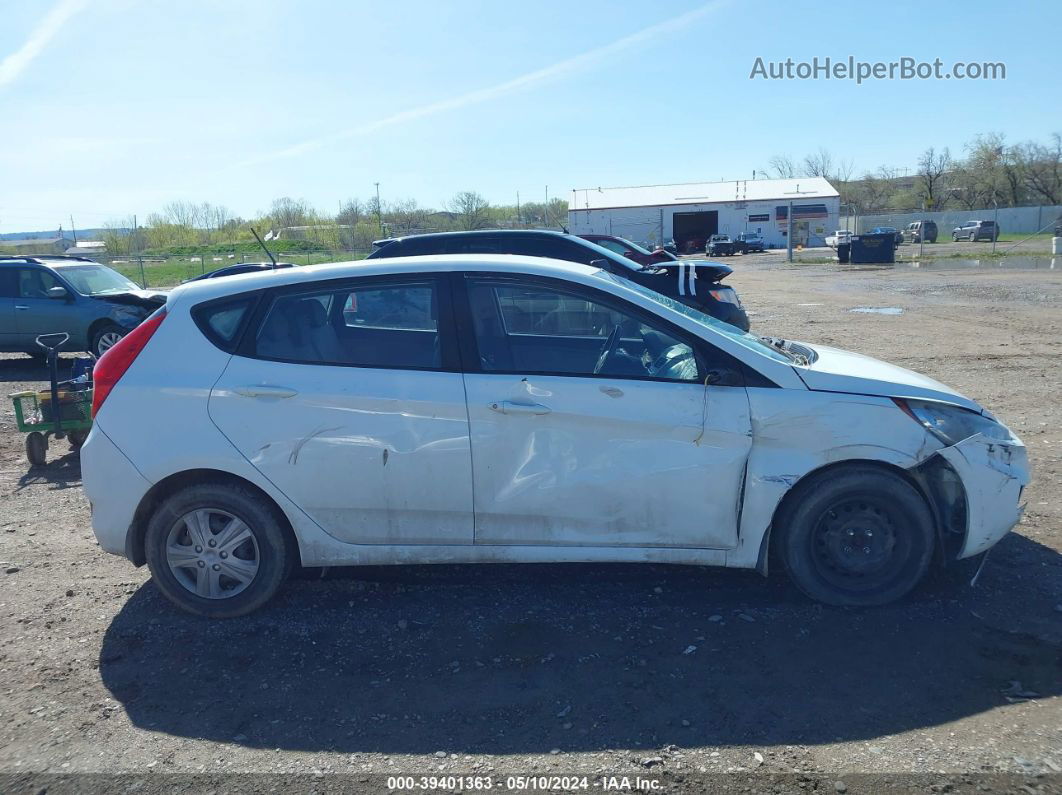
[937,433,1030,558]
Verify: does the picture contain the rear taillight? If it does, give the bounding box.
[91,308,167,418]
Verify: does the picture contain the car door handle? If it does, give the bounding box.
[233,385,298,399]
[15,305,28,310]
[489,400,551,416]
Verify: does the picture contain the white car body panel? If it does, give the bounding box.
[80,255,1031,580]
[794,343,982,412]
[463,373,751,548]
[208,357,475,545]
[938,434,1029,558]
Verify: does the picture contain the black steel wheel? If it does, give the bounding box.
[776,465,935,606]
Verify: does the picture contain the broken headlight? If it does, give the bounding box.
[895,399,1015,446]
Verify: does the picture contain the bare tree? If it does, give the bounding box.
[447,191,491,230]
[768,154,796,179]
[916,147,952,208]
[389,199,428,234]
[337,198,364,227]
[801,148,835,179]
[268,197,312,230]
[1022,132,1062,205]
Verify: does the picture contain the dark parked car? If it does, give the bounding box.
[0,255,165,358]
[735,232,766,253]
[578,234,674,267]
[871,226,904,247]
[183,261,294,283]
[706,235,737,257]
[901,220,937,244]
[368,230,750,331]
[952,220,999,242]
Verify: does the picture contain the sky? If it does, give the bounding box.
[1,0,1060,233]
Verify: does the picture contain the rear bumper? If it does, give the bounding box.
[81,424,152,560]
[937,434,1030,559]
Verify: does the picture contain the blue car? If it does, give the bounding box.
[0,255,165,358]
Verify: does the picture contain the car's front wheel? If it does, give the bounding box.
[144,482,291,618]
[776,465,934,606]
[91,323,127,357]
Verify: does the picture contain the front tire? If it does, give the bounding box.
[91,323,127,358]
[776,466,934,606]
[144,483,291,618]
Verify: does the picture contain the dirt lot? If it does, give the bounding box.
[0,260,1060,793]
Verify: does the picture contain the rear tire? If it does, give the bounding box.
[144,483,290,618]
[776,465,934,606]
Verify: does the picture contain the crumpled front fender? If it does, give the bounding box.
[936,433,1030,559]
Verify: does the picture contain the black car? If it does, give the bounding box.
[368,230,750,331]
[870,226,904,247]
[182,262,294,283]
[952,220,999,242]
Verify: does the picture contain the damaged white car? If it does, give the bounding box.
[81,255,1030,617]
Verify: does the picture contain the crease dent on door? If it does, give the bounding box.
[465,374,752,549]
[208,360,475,546]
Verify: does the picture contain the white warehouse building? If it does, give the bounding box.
[568,177,840,253]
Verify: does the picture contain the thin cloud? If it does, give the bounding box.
[0,0,88,90]
[242,1,728,166]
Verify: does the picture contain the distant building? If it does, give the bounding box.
[568,177,840,252]
[0,237,70,256]
[64,241,107,256]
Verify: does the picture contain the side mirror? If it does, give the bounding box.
[47,285,69,299]
[588,258,612,271]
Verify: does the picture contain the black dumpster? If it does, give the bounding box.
[836,242,851,263]
[850,233,895,264]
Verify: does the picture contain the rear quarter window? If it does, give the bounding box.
[193,294,257,352]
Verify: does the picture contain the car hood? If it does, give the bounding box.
[793,342,982,412]
[93,289,167,309]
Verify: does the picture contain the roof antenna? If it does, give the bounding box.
[250,227,277,266]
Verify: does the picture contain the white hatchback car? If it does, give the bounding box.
[82,256,1029,617]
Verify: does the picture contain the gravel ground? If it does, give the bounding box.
[0,260,1060,793]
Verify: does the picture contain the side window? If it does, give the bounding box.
[18,268,60,299]
[0,268,18,298]
[194,295,257,351]
[445,236,500,254]
[255,280,441,369]
[592,239,627,255]
[518,237,589,264]
[466,279,699,382]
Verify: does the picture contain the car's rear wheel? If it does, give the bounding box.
[144,483,291,618]
[91,323,126,358]
[776,466,934,606]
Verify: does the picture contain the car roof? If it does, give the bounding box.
[0,254,98,267]
[166,254,606,305]
[382,229,570,244]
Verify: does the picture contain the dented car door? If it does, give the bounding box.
[208,275,475,545]
[458,274,752,549]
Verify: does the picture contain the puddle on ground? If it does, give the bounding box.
[902,256,1058,271]
[849,306,904,315]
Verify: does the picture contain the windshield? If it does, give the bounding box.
[614,237,653,256]
[55,264,141,296]
[594,270,792,363]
